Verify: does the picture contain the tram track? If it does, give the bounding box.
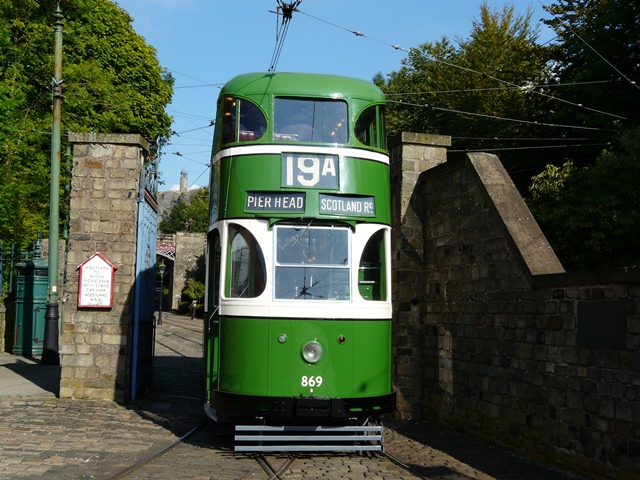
[107,420,209,480]
[255,453,297,480]
[164,329,202,345]
[108,315,210,479]
[163,319,203,335]
[110,314,429,479]
[155,314,204,363]
[378,449,433,480]
[155,338,202,369]
[251,450,431,480]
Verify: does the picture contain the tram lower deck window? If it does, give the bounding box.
[227,224,266,298]
[275,225,350,300]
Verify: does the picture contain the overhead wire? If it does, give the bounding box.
[454,136,593,141]
[296,9,408,52]
[167,138,211,145]
[174,84,223,89]
[187,166,210,190]
[296,6,629,122]
[536,0,639,91]
[386,79,625,96]
[167,109,214,124]
[297,4,628,154]
[162,1,632,174]
[387,99,618,132]
[173,124,214,136]
[166,68,223,89]
[448,142,610,153]
[158,1,629,172]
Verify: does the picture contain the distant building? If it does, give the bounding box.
[157,168,202,228]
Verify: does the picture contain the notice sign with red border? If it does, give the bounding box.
[77,252,117,308]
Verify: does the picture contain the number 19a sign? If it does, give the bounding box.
[282,153,339,188]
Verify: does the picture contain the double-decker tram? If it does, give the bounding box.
[204,72,395,427]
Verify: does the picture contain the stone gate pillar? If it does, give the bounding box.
[60,133,150,402]
[171,232,206,311]
[389,132,451,419]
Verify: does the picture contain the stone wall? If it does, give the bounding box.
[390,137,640,479]
[59,133,149,402]
[389,132,450,417]
[171,232,206,311]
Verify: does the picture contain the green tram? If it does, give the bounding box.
[204,72,395,424]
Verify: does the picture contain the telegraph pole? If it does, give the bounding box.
[42,4,64,366]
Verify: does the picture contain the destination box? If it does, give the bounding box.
[246,191,306,212]
[319,194,376,216]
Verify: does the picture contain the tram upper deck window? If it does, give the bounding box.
[221,97,266,145]
[355,105,385,149]
[274,98,348,144]
[275,225,350,300]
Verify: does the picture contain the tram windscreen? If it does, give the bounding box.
[274,98,348,144]
[275,225,349,300]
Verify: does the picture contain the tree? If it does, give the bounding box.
[0,0,173,252]
[378,3,553,189]
[528,127,640,270]
[544,0,640,134]
[159,188,209,234]
[526,0,640,270]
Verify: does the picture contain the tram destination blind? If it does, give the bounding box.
[246,191,306,212]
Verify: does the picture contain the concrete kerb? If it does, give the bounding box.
[0,353,60,397]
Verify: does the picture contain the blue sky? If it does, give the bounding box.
[114,0,554,191]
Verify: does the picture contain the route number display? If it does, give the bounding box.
[282,153,339,188]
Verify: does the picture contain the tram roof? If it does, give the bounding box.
[220,72,386,103]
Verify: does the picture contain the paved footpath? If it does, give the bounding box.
[0,312,581,479]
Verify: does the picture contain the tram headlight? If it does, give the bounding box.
[301,341,323,364]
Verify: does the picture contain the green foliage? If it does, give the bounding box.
[0,0,173,251]
[61,0,174,139]
[380,3,551,185]
[159,188,209,234]
[523,0,640,270]
[182,277,205,303]
[528,128,640,270]
[544,0,640,133]
[380,1,640,270]
[179,253,205,315]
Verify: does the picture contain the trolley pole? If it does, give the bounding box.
[42,4,64,366]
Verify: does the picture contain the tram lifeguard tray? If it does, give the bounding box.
[234,424,384,452]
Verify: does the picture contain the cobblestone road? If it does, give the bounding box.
[0,312,581,479]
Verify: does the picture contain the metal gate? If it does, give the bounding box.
[131,161,159,400]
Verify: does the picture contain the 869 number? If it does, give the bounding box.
[301,376,323,387]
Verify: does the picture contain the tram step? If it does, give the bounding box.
[234,425,383,452]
